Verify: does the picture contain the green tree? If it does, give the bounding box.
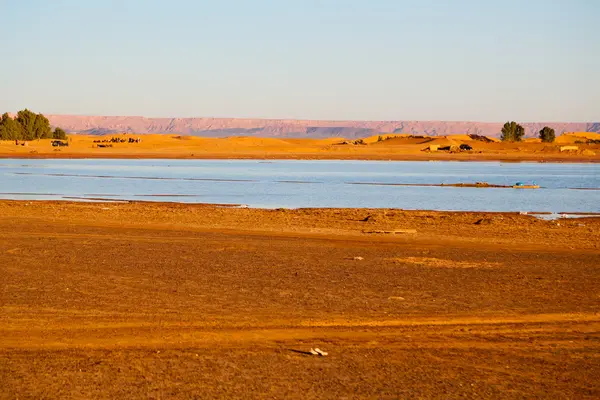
[16,109,37,140]
[33,113,52,139]
[53,127,67,140]
[539,126,555,143]
[0,113,22,140]
[501,121,525,142]
[14,109,52,140]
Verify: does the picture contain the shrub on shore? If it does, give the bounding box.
[501,121,525,142]
[52,127,67,140]
[539,126,556,143]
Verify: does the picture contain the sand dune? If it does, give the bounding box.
[446,134,473,141]
[556,132,600,144]
[1,133,598,162]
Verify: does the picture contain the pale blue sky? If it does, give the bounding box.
[1,0,598,121]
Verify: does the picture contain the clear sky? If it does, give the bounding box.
[1,0,598,122]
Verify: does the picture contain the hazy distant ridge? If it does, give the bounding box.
[46,115,600,139]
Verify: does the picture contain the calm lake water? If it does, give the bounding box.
[1,159,599,213]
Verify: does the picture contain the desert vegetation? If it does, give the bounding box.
[0,109,66,140]
[501,121,525,142]
[539,126,556,143]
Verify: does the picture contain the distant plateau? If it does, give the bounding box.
[45,115,600,139]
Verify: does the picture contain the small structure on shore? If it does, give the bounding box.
[421,137,473,153]
[560,146,579,152]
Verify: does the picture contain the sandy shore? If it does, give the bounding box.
[1,201,599,398]
[1,134,599,162]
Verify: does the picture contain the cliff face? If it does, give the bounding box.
[45,115,599,139]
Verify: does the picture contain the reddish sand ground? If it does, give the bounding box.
[1,201,599,398]
[1,133,599,162]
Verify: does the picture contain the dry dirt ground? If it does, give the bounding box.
[1,201,599,399]
[1,134,599,162]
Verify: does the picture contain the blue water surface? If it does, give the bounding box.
[0,159,598,212]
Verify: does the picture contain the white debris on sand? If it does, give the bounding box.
[310,348,328,356]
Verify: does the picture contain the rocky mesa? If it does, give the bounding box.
[46,115,600,139]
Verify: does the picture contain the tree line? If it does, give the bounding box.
[0,109,67,140]
[501,122,555,143]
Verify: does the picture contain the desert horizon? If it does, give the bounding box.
[37,114,600,139]
[6,110,600,138]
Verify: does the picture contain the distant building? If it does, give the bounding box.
[560,146,579,152]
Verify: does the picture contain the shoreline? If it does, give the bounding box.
[1,200,599,256]
[1,151,599,163]
[2,198,600,228]
[2,199,599,216]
